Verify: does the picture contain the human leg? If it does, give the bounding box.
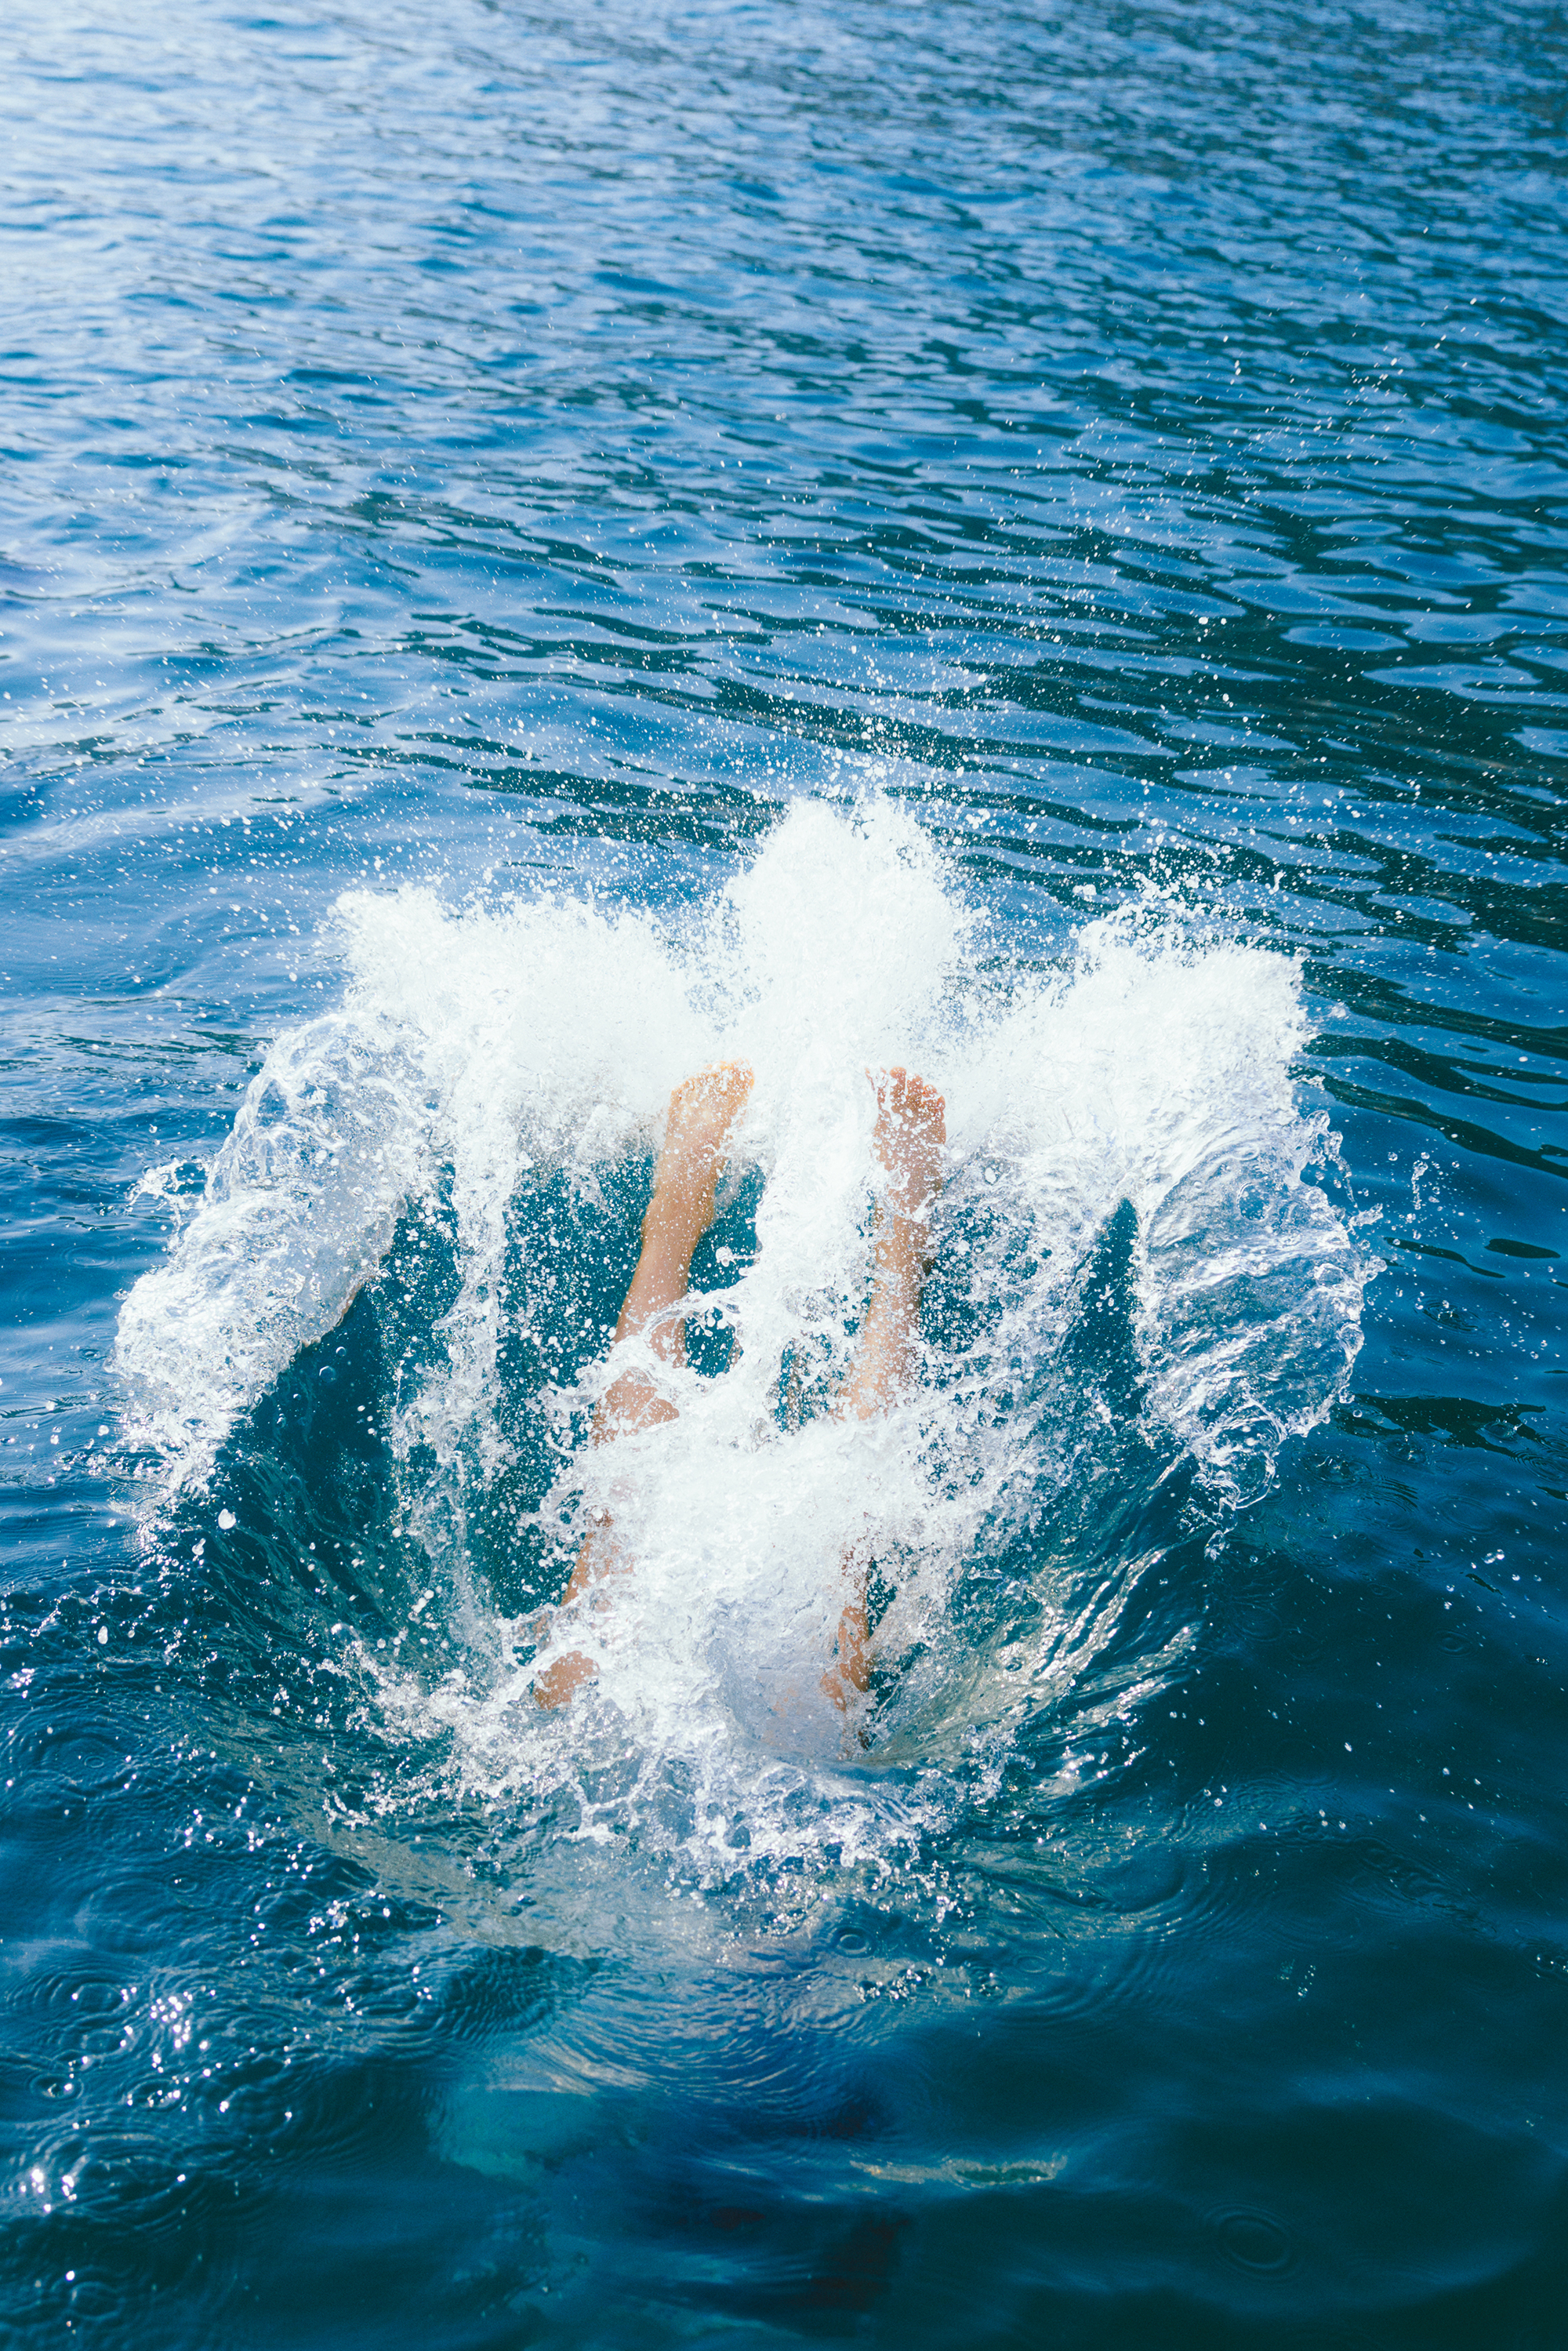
[824,1066,946,1710]
[534,1060,752,1707]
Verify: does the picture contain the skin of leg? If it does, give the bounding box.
[823,1066,946,1712]
[533,1061,753,1708]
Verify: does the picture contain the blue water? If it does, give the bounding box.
[3,0,1566,2342]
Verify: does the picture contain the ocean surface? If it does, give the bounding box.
[2,0,1566,2342]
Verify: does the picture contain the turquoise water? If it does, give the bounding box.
[3,0,1566,2342]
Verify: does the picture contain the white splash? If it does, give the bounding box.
[115,796,1370,1862]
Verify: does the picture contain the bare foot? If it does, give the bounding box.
[840,1069,945,1424]
[869,1065,946,1268]
[598,1059,753,1420]
[646,1060,755,1263]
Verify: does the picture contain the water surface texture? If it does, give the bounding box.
[3,1,1566,2344]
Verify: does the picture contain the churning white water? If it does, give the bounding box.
[116,799,1370,1877]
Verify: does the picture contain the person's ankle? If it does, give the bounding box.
[877,1207,934,1273]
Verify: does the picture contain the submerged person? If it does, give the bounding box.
[533,1059,946,1712]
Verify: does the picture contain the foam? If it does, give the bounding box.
[115,797,1370,1873]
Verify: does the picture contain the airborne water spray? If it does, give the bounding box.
[115,798,1370,1885]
